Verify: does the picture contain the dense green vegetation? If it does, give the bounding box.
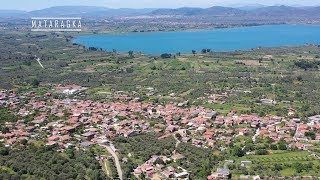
[0,108,20,133]
[294,60,320,70]
[0,108,20,123]
[0,145,106,179]
[176,143,216,179]
[112,133,176,179]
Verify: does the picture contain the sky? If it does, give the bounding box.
[1,0,319,11]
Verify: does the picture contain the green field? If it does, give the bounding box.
[233,151,320,177]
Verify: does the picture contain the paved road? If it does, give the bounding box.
[173,135,181,154]
[294,123,300,140]
[252,128,260,142]
[34,55,44,69]
[100,144,123,180]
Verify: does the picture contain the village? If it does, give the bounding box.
[0,85,320,179]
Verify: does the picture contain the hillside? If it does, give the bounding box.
[29,6,156,17]
[150,5,320,17]
[0,5,320,18]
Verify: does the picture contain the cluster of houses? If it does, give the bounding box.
[1,88,320,178]
[133,154,189,179]
[0,90,20,106]
[1,89,319,150]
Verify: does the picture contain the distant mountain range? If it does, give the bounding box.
[0,6,156,17]
[0,5,320,17]
[0,10,27,17]
[151,5,320,17]
[227,3,267,11]
[151,6,246,16]
[30,6,156,17]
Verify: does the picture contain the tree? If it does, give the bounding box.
[0,147,9,155]
[160,53,172,59]
[243,143,254,152]
[65,148,75,159]
[20,139,28,145]
[128,51,134,58]
[270,144,278,150]
[294,60,320,70]
[192,50,196,54]
[0,146,106,179]
[297,76,303,81]
[175,133,182,140]
[233,146,245,157]
[305,131,316,140]
[153,158,164,165]
[201,49,207,54]
[278,143,287,150]
[273,164,283,171]
[2,127,10,134]
[151,65,157,70]
[293,162,304,173]
[255,149,268,155]
[31,79,40,87]
[88,47,98,51]
[126,68,134,73]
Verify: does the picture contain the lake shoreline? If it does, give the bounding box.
[73,25,320,54]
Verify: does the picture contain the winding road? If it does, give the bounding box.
[100,144,123,180]
[173,134,181,154]
[252,128,260,142]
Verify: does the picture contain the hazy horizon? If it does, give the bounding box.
[1,0,320,11]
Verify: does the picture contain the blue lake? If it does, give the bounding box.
[74,25,320,54]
